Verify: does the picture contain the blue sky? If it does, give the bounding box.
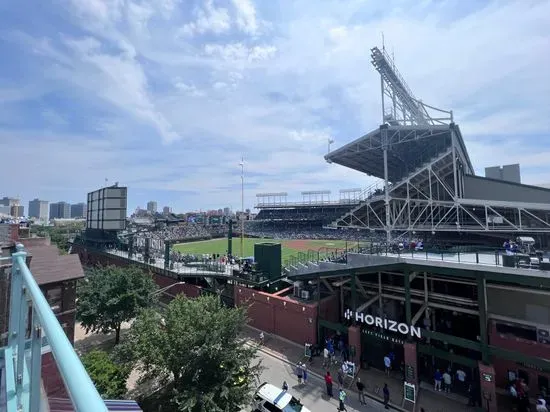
[1,0,549,214]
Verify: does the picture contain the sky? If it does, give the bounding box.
[0,0,549,214]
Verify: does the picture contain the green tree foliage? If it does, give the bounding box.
[117,294,261,412]
[81,350,130,399]
[77,265,157,344]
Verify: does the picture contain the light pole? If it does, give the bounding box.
[328,138,334,154]
[239,157,245,259]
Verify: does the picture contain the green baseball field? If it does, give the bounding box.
[172,238,352,262]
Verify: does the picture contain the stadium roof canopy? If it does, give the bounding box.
[325,124,474,183]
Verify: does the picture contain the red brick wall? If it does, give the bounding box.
[319,294,339,323]
[489,321,550,388]
[152,273,202,298]
[42,352,69,399]
[235,286,318,345]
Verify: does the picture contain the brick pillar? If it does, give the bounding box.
[403,342,418,385]
[478,362,498,412]
[348,325,361,367]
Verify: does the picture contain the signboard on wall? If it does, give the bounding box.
[345,309,422,338]
[404,382,416,403]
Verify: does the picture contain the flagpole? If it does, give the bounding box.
[240,157,244,259]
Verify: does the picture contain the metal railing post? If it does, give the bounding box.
[16,284,28,408]
[11,245,108,412]
[29,307,43,412]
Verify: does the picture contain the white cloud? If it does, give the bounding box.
[1,0,550,211]
[231,0,258,35]
[179,0,231,36]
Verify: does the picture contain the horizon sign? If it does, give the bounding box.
[344,309,422,339]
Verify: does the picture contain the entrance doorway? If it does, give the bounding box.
[360,329,405,376]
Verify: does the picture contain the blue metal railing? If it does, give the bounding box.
[3,244,108,412]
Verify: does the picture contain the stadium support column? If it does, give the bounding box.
[477,273,489,364]
[452,129,458,200]
[404,269,412,329]
[382,127,391,243]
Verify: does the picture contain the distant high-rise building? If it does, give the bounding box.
[70,203,87,218]
[29,199,49,221]
[485,164,521,184]
[0,197,18,207]
[50,202,71,219]
[0,197,23,217]
[223,207,230,216]
[162,206,172,215]
[10,205,24,218]
[147,201,158,213]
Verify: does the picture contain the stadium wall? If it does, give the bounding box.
[234,286,339,345]
[489,321,550,389]
[72,245,202,297]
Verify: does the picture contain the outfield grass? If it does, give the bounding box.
[172,237,351,262]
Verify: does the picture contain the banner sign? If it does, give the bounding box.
[344,309,422,338]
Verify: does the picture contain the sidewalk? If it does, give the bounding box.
[243,326,479,412]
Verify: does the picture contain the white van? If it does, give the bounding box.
[252,382,311,412]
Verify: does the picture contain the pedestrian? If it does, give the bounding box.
[338,388,348,411]
[383,383,390,409]
[434,369,442,391]
[259,331,264,345]
[325,371,333,397]
[302,363,308,384]
[356,378,366,405]
[442,370,452,393]
[282,381,288,391]
[323,346,330,367]
[337,368,344,388]
[384,354,391,376]
[537,398,549,412]
[296,363,303,384]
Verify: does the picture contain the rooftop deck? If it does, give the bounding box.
[1,244,142,412]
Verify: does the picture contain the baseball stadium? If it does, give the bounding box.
[70,45,550,412]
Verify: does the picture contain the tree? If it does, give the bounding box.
[117,294,261,412]
[81,350,130,399]
[77,265,157,344]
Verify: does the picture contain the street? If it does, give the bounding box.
[254,350,393,412]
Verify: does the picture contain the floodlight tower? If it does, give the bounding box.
[371,46,451,126]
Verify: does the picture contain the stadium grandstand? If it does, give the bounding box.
[247,189,378,240]
[320,45,550,247]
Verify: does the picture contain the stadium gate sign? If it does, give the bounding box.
[344,309,422,338]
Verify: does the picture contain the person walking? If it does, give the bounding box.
[338,388,348,411]
[383,383,390,409]
[384,354,392,376]
[296,363,303,385]
[356,378,366,405]
[434,369,443,391]
[282,381,288,391]
[302,363,308,384]
[442,370,452,393]
[325,371,334,398]
[323,346,330,367]
[337,368,344,388]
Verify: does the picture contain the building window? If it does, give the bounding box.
[46,287,62,313]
